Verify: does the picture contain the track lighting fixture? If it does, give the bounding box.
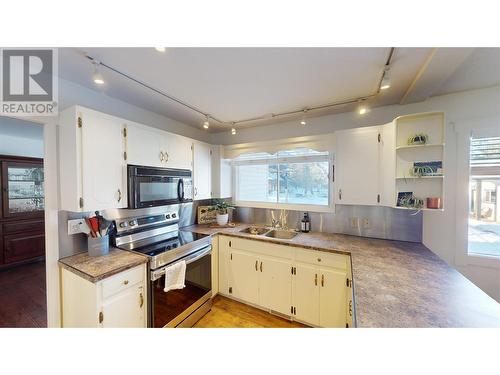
[203,115,210,129]
[231,125,236,135]
[92,61,104,85]
[380,66,391,90]
[300,109,308,125]
[155,47,166,53]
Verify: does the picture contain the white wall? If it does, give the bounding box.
[0,117,44,158]
[58,78,211,143]
[212,86,500,302]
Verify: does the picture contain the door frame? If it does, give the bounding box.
[1,115,60,327]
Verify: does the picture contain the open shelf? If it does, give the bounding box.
[396,143,445,151]
[393,206,444,212]
[396,175,443,179]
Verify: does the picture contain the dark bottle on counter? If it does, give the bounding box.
[300,212,311,233]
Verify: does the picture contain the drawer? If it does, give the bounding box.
[295,248,347,270]
[226,236,293,259]
[101,265,144,299]
[3,231,45,264]
[3,220,44,235]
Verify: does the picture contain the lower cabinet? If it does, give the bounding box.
[218,235,352,328]
[61,264,147,328]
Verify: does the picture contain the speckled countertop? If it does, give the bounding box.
[183,223,500,328]
[58,248,148,283]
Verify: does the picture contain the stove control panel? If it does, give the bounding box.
[114,210,179,234]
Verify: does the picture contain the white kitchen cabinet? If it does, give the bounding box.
[335,123,395,206]
[193,141,212,200]
[61,264,147,328]
[258,255,292,316]
[318,268,347,327]
[59,106,127,212]
[126,122,193,170]
[293,263,320,326]
[218,235,351,327]
[126,122,164,168]
[229,249,260,305]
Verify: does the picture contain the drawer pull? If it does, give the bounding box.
[314,273,318,286]
[260,261,263,272]
[321,274,324,287]
[255,260,258,271]
[123,280,129,285]
[317,258,322,262]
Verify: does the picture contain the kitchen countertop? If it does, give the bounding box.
[58,248,148,283]
[183,223,500,328]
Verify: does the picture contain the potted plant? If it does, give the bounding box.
[407,133,429,146]
[208,200,236,226]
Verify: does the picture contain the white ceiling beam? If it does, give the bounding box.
[400,47,475,104]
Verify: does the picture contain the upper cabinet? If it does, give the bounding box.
[334,112,444,210]
[59,106,127,212]
[335,125,393,206]
[211,145,232,199]
[193,141,212,200]
[125,122,193,170]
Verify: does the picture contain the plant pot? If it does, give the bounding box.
[216,213,229,226]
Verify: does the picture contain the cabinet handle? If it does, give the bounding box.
[321,274,324,287]
[140,293,144,308]
[159,151,165,162]
[338,189,342,200]
[255,260,258,271]
[314,273,318,286]
[117,189,122,202]
[123,280,129,285]
[164,151,169,162]
[99,311,103,324]
[194,187,198,196]
[260,261,263,272]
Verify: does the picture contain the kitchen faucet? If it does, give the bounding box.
[270,209,288,229]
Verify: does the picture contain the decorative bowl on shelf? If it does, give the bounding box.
[426,197,441,209]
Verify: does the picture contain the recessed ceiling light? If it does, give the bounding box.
[203,115,210,129]
[92,62,104,85]
[155,47,166,52]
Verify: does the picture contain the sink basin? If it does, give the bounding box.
[264,230,298,239]
[240,226,270,235]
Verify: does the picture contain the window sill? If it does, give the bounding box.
[234,200,335,213]
[462,253,500,269]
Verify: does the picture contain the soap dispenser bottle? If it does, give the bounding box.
[300,212,311,233]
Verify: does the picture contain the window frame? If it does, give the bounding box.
[455,124,500,268]
[232,151,335,213]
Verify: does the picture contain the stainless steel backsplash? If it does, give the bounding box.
[232,205,422,243]
[59,200,422,258]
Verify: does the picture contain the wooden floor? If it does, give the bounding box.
[194,295,307,328]
[0,261,47,328]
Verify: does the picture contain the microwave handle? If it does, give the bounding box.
[178,178,185,201]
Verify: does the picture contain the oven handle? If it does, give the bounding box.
[150,245,212,281]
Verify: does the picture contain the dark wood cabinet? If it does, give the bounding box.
[0,155,45,268]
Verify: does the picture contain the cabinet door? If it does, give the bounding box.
[319,268,347,328]
[335,126,380,205]
[126,123,163,168]
[293,263,320,326]
[259,256,292,316]
[165,134,193,170]
[218,236,231,296]
[101,284,145,328]
[229,249,259,305]
[379,121,396,206]
[81,109,126,210]
[3,231,45,264]
[193,142,212,200]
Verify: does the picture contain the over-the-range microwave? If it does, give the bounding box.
[127,165,193,209]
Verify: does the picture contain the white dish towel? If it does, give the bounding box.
[163,260,187,292]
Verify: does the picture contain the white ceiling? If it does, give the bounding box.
[57,47,499,133]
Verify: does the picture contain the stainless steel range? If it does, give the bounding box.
[113,210,212,328]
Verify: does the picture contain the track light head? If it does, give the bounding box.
[380,66,391,90]
[203,115,210,129]
[92,61,105,85]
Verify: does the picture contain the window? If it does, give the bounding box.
[233,148,331,208]
[468,135,500,258]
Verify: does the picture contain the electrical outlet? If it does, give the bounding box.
[363,218,371,229]
[68,219,84,235]
[350,217,359,228]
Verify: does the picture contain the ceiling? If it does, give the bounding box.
[58,47,500,133]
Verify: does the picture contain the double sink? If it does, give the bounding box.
[239,226,298,239]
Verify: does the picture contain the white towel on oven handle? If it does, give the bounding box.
[163,260,186,292]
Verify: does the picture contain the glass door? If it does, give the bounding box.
[1,161,44,218]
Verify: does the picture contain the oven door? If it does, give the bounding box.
[151,246,212,328]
